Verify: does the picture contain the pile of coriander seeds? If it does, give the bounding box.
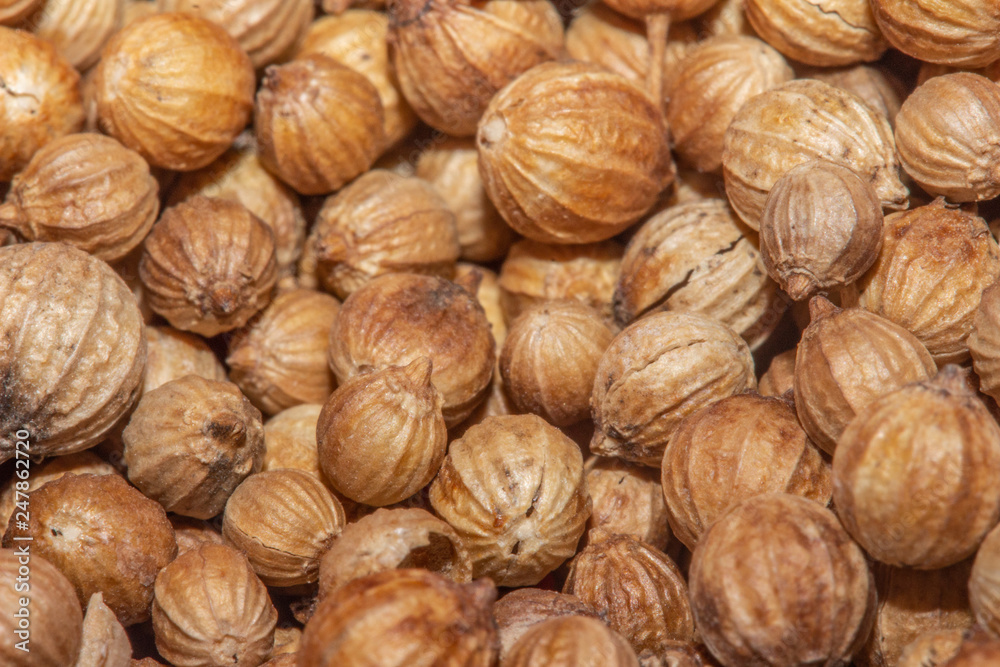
[2,0,1000,665]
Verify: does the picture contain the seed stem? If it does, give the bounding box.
[646,13,670,111]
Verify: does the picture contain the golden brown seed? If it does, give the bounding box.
[591,311,756,467]
[0,0,41,23]
[585,456,673,552]
[759,159,884,301]
[25,0,123,70]
[254,54,386,195]
[317,508,471,599]
[93,13,255,171]
[0,27,83,182]
[357,138,414,177]
[152,544,276,667]
[499,239,623,324]
[157,0,314,69]
[689,494,875,667]
[450,368,517,439]
[934,630,1000,665]
[897,630,966,667]
[140,196,277,337]
[307,170,459,299]
[661,643,723,667]
[565,4,647,85]
[167,133,307,290]
[493,588,601,662]
[123,375,266,519]
[456,264,507,348]
[600,0,718,21]
[0,243,146,463]
[794,296,937,454]
[870,0,1000,67]
[613,199,787,349]
[970,280,1000,403]
[0,451,117,528]
[2,473,177,626]
[833,366,1000,569]
[296,10,417,145]
[416,138,515,263]
[0,550,82,666]
[564,531,695,658]
[76,592,132,667]
[500,300,615,427]
[722,78,908,230]
[170,516,226,556]
[811,64,904,126]
[123,0,157,23]
[227,289,340,416]
[222,469,346,587]
[271,627,301,658]
[860,561,974,667]
[854,199,1000,364]
[261,404,323,477]
[112,247,157,325]
[317,358,447,506]
[429,414,591,587]
[323,0,385,13]
[915,62,973,86]
[667,36,793,173]
[328,273,495,427]
[477,61,675,244]
[956,365,1000,426]
[744,0,887,66]
[693,0,753,37]
[143,326,227,395]
[299,570,498,667]
[565,3,698,91]
[894,73,1000,202]
[0,133,158,262]
[388,0,564,136]
[661,393,832,550]
[758,348,795,397]
[971,524,1000,637]
[505,616,640,667]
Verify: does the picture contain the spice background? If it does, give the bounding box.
[2,0,1000,665]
